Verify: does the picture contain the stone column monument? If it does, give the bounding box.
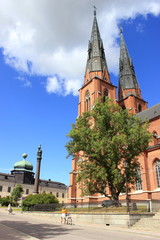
[33,145,42,194]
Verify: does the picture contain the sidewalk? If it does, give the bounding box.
[74,222,160,238]
[1,207,160,239]
[0,222,39,240]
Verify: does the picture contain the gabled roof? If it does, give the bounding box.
[136,103,160,121]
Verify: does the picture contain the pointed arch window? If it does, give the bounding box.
[136,167,142,191]
[103,89,108,102]
[155,159,160,188]
[86,91,90,111]
[138,104,142,112]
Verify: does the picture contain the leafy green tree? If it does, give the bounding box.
[22,193,59,211]
[11,184,23,204]
[66,98,152,204]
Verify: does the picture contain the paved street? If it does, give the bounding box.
[0,209,160,240]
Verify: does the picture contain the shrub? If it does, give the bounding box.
[22,193,59,211]
[0,196,11,206]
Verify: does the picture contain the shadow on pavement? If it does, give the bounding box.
[0,220,80,239]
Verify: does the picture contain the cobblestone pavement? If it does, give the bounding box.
[0,208,160,240]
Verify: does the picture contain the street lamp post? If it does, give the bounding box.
[124,160,130,213]
[74,184,77,208]
[68,185,77,208]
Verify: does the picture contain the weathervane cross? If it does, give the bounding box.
[93,5,97,15]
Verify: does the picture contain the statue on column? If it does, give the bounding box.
[37,145,42,161]
[33,145,42,194]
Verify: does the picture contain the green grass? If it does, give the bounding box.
[53,205,148,214]
[16,204,148,214]
[0,206,22,211]
[12,208,22,211]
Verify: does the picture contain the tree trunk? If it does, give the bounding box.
[110,191,120,206]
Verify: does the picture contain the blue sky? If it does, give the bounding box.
[0,0,160,186]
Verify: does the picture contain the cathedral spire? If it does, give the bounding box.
[84,10,110,84]
[118,29,142,101]
[118,29,148,113]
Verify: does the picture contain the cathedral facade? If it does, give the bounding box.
[68,10,160,204]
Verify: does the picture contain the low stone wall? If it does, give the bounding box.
[13,210,155,227]
[150,200,160,212]
[52,213,154,227]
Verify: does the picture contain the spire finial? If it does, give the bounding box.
[22,153,28,159]
[93,6,97,16]
[119,26,123,34]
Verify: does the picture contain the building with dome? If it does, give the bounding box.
[11,153,34,185]
[0,153,67,203]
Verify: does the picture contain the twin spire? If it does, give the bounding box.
[119,28,142,100]
[85,10,142,102]
[85,8,109,81]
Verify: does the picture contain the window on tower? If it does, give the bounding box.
[85,91,90,111]
[103,89,108,102]
[138,104,142,112]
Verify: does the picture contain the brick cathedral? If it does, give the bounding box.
[68,10,160,204]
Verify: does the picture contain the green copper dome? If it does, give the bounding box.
[14,153,33,172]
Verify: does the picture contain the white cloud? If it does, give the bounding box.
[46,75,82,96]
[0,0,160,96]
[46,76,62,94]
[64,78,82,96]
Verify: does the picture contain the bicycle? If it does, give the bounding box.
[66,214,72,225]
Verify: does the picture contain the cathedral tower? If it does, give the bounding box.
[118,29,148,113]
[69,10,117,204]
[78,10,117,116]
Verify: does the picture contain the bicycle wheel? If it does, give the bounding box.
[67,217,72,225]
